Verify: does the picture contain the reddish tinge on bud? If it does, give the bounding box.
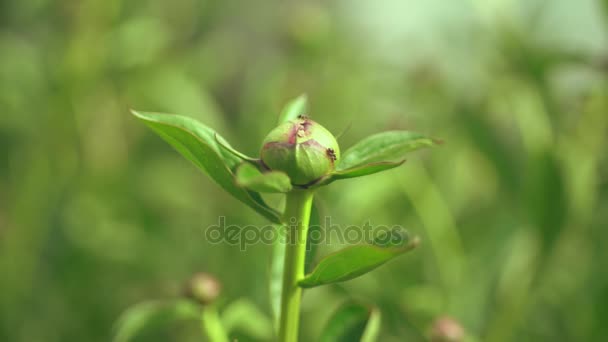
[430,316,465,342]
[184,273,221,305]
[260,116,340,186]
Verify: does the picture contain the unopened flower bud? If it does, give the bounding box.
[430,316,465,342]
[184,273,221,305]
[260,116,340,185]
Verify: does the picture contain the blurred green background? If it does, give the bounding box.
[1,0,607,341]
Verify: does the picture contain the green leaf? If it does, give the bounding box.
[321,161,406,185]
[319,302,381,342]
[221,298,274,340]
[113,299,200,342]
[305,202,322,273]
[131,110,281,224]
[298,236,420,288]
[214,133,259,162]
[235,163,292,193]
[338,131,438,171]
[201,306,229,342]
[278,94,308,124]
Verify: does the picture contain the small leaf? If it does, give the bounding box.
[235,163,292,193]
[338,131,438,171]
[132,111,281,224]
[319,302,381,342]
[113,299,200,342]
[278,94,308,124]
[298,236,420,288]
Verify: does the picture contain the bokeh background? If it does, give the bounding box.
[1,0,607,341]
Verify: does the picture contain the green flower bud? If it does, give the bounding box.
[260,116,340,186]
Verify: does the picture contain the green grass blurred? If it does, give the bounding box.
[1,0,607,341]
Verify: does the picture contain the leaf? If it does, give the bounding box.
[221,298,274,340]
[305,202,322,273]
[321,161,406,185]
[113,299,200,342]
[131,110,281,224]
[278,94,308,124]
[214,133,259,162]
[338,131,438,171]
[298,236,420,288]
[235,163,292,193]
[201,306,229,342]
[319,302,381,342]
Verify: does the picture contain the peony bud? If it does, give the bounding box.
[260,116,340,186]
[430,316,465,342]
[184,273,221,305]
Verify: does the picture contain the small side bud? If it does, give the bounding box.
[429,316,465,342]
[184,273,221,305]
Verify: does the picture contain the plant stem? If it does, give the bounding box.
[278,189,314,342]
[201,305,228,342]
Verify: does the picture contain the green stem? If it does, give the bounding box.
[278,189,314,342]
[201,305,228,342]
